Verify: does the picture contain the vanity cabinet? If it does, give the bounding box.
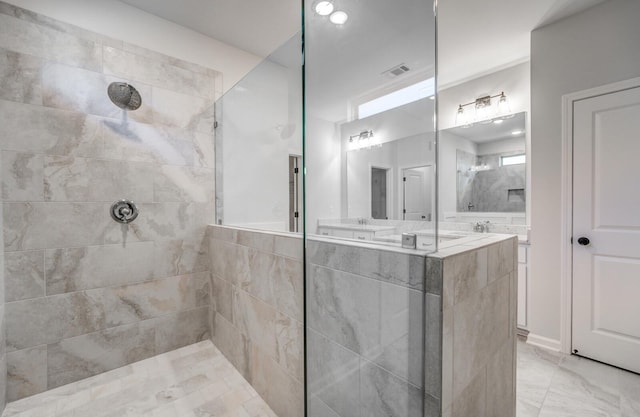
[517,243,529,329]
[316,226,391,241]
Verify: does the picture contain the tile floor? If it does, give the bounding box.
[1,341,277,417]
[3,338,639,417]
[517,339,640,417]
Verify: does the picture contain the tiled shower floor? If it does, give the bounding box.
[2,341,277,417]
[5,338,639,417]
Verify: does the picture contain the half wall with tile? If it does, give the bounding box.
[306,234,517,417]
[0,151,6,412]
[0,1,220,402]
[436,236,518,417]
[208,225,304,417]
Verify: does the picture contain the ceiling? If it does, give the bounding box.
[119,0,300,57]
[120,0,607,121]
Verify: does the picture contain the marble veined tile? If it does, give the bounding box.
[0,100,103,158]
[41,63,153,124]
[101,118,196,166]
[360,359,423,417]
[7,345,47,401]
[103,203,213,245]
[194,131,215,169]
[452,277,510,397]
[0,48,42,105]
[4,250,45,302]
[275,312,304,383]
[251,345,304,417]
[308,264,380,355]
[43,155,154,202]
[103,46,216,100]
[4,202,110,251]
[1,151,44,202]
[46,320,156,389]
[0,13,102,72]
[153,165,215,203]
[359,247,425,290]
[154,306,210,355]
[44,242,155,295]
[307,239,360,275]
[151,87,214,134]
[233,289,278,360]
[307,329,360,417]
[444,247,488,307]
[6,274,208,351]
[488,238,515,283]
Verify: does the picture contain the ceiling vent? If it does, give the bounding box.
[382,63,411,78]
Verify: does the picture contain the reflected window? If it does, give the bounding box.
[357,77,435,119]
[501,154,526,166]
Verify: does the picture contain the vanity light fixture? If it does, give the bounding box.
[349,130,374,143]
[314,1,334,16]
[455,91,512,127]
[330,10,348,25]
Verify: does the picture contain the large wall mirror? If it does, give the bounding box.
[440,110,528,225]
[346,133,435,221]
[451,112,526,213]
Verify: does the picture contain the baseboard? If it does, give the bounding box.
[516,327,530,338]
[526,333,562,352]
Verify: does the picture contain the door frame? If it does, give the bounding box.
[559,76,640,354]
[368,163,393,219]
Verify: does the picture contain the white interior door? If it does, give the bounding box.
[572,85,640,373]
[403,167,431,221]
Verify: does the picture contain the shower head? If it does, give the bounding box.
[108,82,142,111]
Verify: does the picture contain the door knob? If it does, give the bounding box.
[577,237,590,246]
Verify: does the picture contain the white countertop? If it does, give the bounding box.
[317,224,396,232]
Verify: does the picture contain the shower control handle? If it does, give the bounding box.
[110,200,139,224]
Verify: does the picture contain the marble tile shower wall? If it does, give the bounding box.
[0,2,221,402]
[307,238,440,417]
[208,225,304,417]
[0,155,6,413]
[437,237,518,417]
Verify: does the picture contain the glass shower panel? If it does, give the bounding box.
[304,0,437,416]
[215,33,303,233]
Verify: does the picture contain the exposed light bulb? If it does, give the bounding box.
[330,10,348,25]
[497,92,511,116]
[315,1,334,16]
[455,105,466,126]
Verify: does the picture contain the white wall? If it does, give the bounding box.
[3,0,261,92]
[530,0,640,343]
[477,137,525,155]
[305,116,342,231]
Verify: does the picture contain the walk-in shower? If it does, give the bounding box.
[0,1,518,416]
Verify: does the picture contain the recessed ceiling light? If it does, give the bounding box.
[511,130,523,135]
[330,10,348,25]
[315,1,334,16]
[493,119,504,124]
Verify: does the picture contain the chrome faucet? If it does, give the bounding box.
[358,217,368,225]
[473,221,491,233]
[467,202,475,211]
